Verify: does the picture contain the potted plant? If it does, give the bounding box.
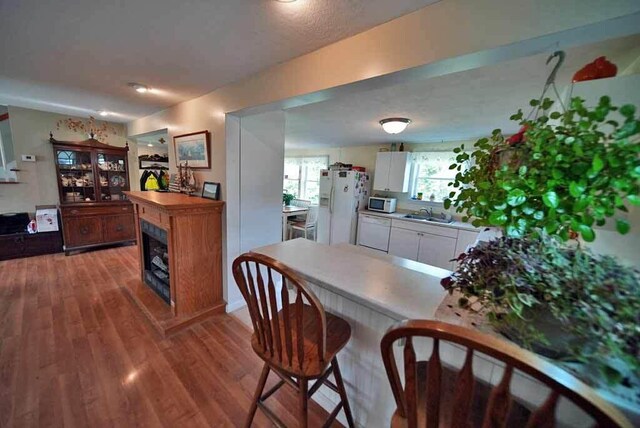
[444,96,639,241]
[441,95,640,385]
[283,192,295,206]
[441,232,640,385]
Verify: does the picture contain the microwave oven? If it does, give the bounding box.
[368,197,397,213]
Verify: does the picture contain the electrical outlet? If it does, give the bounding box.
[21,154,36,162]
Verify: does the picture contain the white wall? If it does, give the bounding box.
[0,106,130,214]
[219,111,286,311]
[239,111,286,255]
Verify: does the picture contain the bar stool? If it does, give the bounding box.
[380,320,632,428]
[232,252,355,428]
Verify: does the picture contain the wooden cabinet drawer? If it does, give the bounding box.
[102,214,135,243]
[139,204,170,228]
[61,204,133,217]
[63,216,103,247]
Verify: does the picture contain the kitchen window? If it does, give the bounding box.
[411,151,468,203]
[283,156,329,203]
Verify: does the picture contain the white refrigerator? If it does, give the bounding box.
[317,169,370,245]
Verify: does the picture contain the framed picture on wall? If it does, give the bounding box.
[201,181,221,200]
[174,131,211,169]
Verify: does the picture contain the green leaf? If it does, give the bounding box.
[518,165,527,176]
[533,211,544,220]
[628,195,640,206]
[542,191,559,208]
[600,365,623,386]
[620,104,636,118]
[592,154,604,173]
[443,199,451,209]
[578,225,595,242]
[506,223,524,238]
[489,211,508,226]
[569,181,585,198]
[507,189,526,207]
[616,219,630,235]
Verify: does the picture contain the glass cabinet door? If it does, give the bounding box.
[56,149,97,203]
[97,153,128,202]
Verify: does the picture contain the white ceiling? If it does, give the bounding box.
[0,0,439,122]
[284,34,640,148]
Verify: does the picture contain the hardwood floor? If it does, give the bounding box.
[0,245,334,427]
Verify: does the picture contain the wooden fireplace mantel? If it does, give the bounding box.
[123,191,226,336]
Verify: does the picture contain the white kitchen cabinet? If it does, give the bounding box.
[455,230,480,257]
[388,219,470,270]
[388,227,421,260]
[373,152,391,191]
[417,233,457,270]
[373,152,411,192]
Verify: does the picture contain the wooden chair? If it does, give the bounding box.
[232,252,355,428]
[288,205,318,241]
[291,199,312,208]
[380,320,632,428]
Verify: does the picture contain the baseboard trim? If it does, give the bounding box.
[226,299,246,313]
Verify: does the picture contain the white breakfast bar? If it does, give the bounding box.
[252,239,638,427]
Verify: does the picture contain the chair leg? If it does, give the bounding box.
[298,378,308,428]
[245,363,271,428]
[332,357,355,428]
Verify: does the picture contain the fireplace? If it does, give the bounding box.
[140,219,170,304]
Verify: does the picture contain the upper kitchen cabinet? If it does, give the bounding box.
[373,152,411,192]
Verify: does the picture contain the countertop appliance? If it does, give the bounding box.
[318,169,369,245]
[368,196,397,213]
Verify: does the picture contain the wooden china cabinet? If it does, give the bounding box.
[50,133,136,254]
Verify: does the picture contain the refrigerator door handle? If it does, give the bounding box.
[330,185,335,214]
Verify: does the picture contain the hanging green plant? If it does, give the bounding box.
[444,95,640,241]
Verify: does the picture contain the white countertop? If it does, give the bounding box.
[252,239,448,321]
[360,209,481,232]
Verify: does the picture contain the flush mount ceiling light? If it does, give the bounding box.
[147,143,153,147]
[128,82,151,94]
[379,118,411,134]
[98,110,109,117]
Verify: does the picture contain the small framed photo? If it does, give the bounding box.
[174,131,211,169]
[201,181,220,200]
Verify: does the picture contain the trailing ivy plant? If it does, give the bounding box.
[441,232,640,385]
[444,96,640,241]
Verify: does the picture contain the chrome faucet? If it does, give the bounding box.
[419,207,433,218]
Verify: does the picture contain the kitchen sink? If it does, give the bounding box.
[403,214,454,224]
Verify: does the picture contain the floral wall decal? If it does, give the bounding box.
[56,116,119,142]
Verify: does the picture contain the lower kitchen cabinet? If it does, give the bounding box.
[388,227,421,260]
[416,233,457,269]
[388,220,474,270]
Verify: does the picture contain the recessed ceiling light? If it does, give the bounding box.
[379,117,411,134]
[129,82,151,94]
[98,110,109,117]
[147,143,153,147]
